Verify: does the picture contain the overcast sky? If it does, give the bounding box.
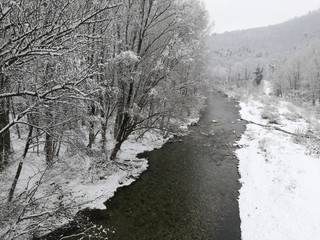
[202,0,320,33]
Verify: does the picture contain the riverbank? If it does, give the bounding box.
[0,110,202,240]
[235,81,320,239]
[0,131,168,239]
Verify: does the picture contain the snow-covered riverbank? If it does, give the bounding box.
[0,131,168,239]
[236,81,320,240]
[0,110,201,240]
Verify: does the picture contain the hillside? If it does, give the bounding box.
[208,8,320,60]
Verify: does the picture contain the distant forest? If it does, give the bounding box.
[208,9,320,105]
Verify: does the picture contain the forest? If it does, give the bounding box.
[208,8,320,104]
[0,0,210,239]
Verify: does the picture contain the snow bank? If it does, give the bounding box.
[237,81,320,240]
[68,131,167,210]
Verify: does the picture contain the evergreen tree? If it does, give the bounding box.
[254,66,264,85]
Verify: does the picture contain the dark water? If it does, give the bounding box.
[41,92,246,240]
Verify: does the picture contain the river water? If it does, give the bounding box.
[41,92,246,240]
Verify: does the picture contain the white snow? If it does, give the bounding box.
[237,80,320,240]
[114,51,140,65]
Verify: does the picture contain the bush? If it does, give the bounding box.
[261,106,280,124]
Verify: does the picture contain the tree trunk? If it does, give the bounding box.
[88,122,95,148]
[0,72,11,170]
[56,135,62,157]
[101,117,108,153]
[10,98,21,139]
[8,126,33,202]
[109,140,123,161]
[110,113,132,160]
[36,129,40,155]
[114,108,123,138]
[45,133,54,166]
[87,104,96,148]
[111,78,135,160]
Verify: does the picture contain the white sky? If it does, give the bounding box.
[202,0,320,33]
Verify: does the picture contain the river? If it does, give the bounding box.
[40,92,246,240]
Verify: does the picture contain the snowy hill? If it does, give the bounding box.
[208,8,320,60]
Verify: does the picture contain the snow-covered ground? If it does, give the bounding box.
[237,81,320,240]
